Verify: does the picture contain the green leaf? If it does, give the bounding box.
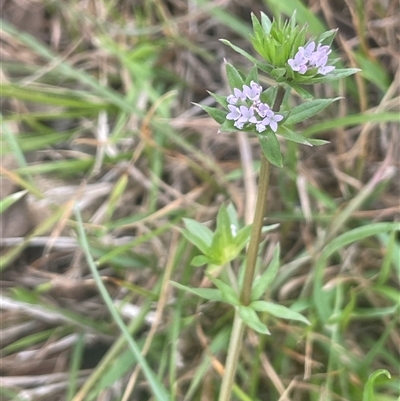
[251,13,264,40]
[233,225,253,253]
[260,12,272,34]
[287,82,313,100]
[206,274,239,306]
[278,126,312,146]
[306,138,330,146]
[362,370,391,401]
[191,255,211,266]
[216,205,233,244]
[244,65,259,86]
[260,86,277,106]
[239,306,270,335]
[220,39,273,74]
[285,98,341,126]
[307,68,361,84]
[225,62,244,90]
[193,103,226,124]
[182,218,213,255]
[207,91,228,108]
[0,190,28,215]
[258,131,283,168]
[251,244,280,301]
[170,281,225,302]
[314,222,399,323]
[250,300,310,325]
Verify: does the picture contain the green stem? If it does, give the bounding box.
[240,154,271,305]
[218,85,285,401]
[217,309,245,401]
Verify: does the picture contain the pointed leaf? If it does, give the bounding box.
[278,126,312,146]
[260,12,272,34]
[193,103,226,124]
[250,300,310,325]
[234,225,253,252]
[287,82,313,100]
[216,205,233,244]
[206,274,239,306]
[226,203,239,232]
[260,86,277,107]
[182,218,213,254]
[170,281,224,302]
[251,13,264,39]
[307,138,330,146]
[191,255,211,266]
[220,39,273,74]
[207,91,228,108]
[308,68,361,83]
[261,223,280,234]
[225,62,244,90]
[285,98,341,126]
[244,65,259,86]
[251,244,280,301]
[258,132,283,168]
[362,369,391,401]
[239,306,270,335]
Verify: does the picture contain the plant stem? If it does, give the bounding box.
[218,85,284,401]
[240,154,271,305]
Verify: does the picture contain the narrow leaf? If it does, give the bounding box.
[239,306,270,335]
[278,126,312,146]
[170,281,224,302]
[306,138,330,146]
[258,132,283,168]
[250,300,310,325]
[285,98,341,126]
[362,369,391,401]
[251,244,280,301]
[193,103,226,124]
[206,274,239,306]
[225,62,244,90]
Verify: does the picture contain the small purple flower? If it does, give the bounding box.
[262,110,284,132]
[301,41,316,59]
[288,48,308,74]
[243,81,262,101]
[226,105,241,121]
[256,103,271,118]
[227,88,245,104]
[256,121,267,133]
[237,105,257,126]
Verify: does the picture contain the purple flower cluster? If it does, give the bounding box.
[226,81,283,133]
[288,41,335,76]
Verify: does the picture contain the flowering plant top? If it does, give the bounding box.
[195,11,359,168]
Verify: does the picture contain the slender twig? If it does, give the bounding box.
[218,85,285,401]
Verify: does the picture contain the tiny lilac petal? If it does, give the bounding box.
[274,114,284,122]
[242,81,262,101]
[227,95,237,104]
[304,42,316,57]
[288,48,308,73]
[234,120,244,129]
[269,120,278,132]
[298,64,308,74]
[317,44,331,55]
[257,103,270,117]
[226,105,241,121]
[234,87,245,101]
[318,65,335,75]
[316,55,328,67]
[256,123,266,133]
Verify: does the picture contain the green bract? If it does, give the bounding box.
[181,203,277,267]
